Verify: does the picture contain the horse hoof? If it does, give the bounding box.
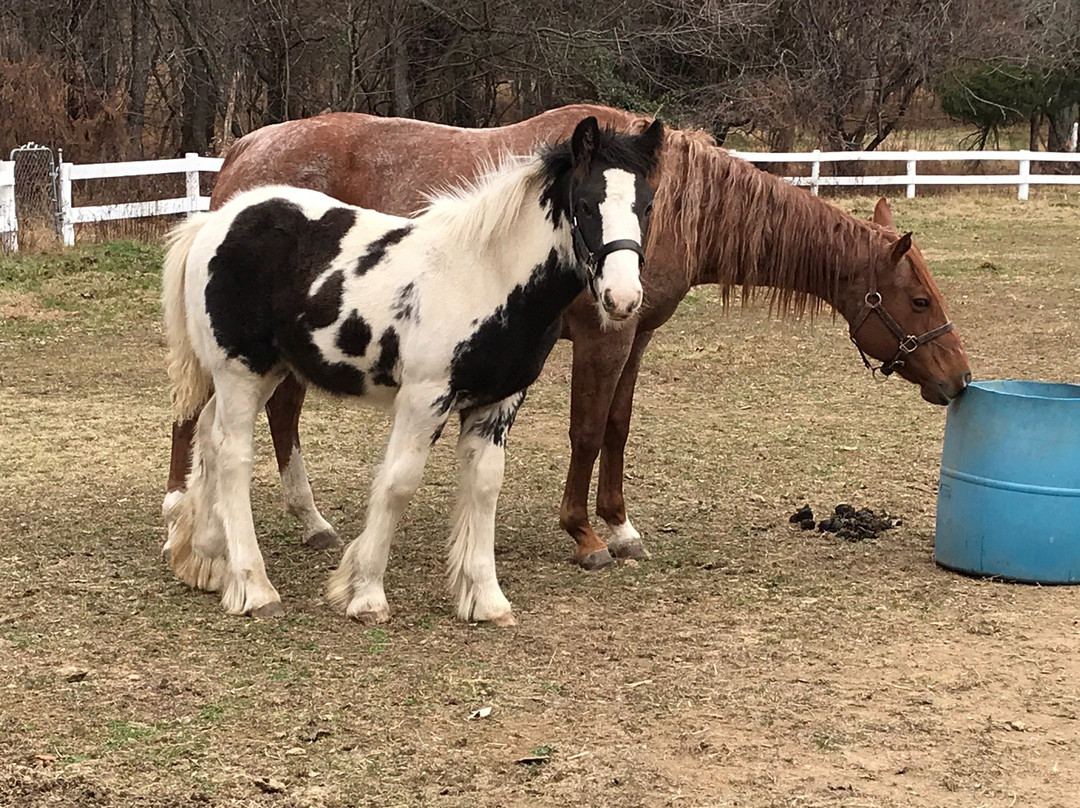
[609,540,651,561]
[575,549,614,571]
[305,529,342,550]
[251,601,285,618]
[353,609,390,626]
[488,612,517,628]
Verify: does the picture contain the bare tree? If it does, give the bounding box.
[0,0,1061,160]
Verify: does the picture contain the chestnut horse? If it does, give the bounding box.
[163,104,971,570]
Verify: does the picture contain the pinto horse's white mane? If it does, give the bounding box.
[417,154,552,258]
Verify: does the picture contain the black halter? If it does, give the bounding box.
[849,290,954,377]
[571,215,646,300]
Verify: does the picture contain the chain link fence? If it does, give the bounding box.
[10,143,60,251]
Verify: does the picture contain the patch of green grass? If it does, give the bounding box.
[366,628,390,655]
[811,727,848,752]
[105,719,158,748]
[270,665,312,682]
[197,704,226,723]
[521,744,557,778]
[5,632,38,649]
[0,241,163,336]
[0,241,160,293]
[61,753,95,765]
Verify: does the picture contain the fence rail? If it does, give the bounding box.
[0,148,1077,251]
[727,148,1080,201]
[57,153,223,245]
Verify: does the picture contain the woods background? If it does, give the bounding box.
[0,0,1078,161]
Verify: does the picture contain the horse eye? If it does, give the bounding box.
[913,297,931,311]
[576,200,595,217]
[644,201,654,216]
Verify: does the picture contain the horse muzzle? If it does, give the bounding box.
[601,286,642,321]
[922,371,972,405]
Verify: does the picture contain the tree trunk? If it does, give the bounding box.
[179,36,217,153]
[391,25,413,117]
[128,0,150,156]
[263,55,288,125]
[1047,104,1077,151]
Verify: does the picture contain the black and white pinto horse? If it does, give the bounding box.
[161,117,663,625]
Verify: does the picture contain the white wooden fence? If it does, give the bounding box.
[731,148,1080,200]
[0,161,16,251]
[0,148,1078,250]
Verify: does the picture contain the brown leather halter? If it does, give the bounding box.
[849,290,954,377]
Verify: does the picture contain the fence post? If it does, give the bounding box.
[58,159,74,247]
[185,153,201,213]
[1017,150,1030,201]
[0,162,17,252]
[810,149,821,196]
[906,150,917,199]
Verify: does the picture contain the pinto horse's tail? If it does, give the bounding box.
[162,213,213,423]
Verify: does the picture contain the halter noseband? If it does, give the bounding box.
[849,290,954,377]
[572,216,645,286]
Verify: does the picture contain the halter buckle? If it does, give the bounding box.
[851,285,952,380]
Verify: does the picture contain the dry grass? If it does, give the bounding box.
[1,194,1079,807]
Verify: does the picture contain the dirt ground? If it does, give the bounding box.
[1,194,1079,808]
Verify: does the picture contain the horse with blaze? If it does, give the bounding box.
[161,117,663,623]
[163,103,972,572]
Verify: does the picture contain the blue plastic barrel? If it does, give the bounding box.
[935,380,1080,583]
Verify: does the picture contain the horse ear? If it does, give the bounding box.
[639,119,665,158]
[873,198,895,228]
[891,231,913,264]
[571,117,600,174]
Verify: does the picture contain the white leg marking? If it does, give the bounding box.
[326,385,447,622]
[280,445,338,547]
[604,515,651,560]
[608,517,641,545]
[164,397,229,593]
[211,374,284,616]
[446,401,518,626]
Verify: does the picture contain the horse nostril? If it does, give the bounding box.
[603,290,615,310]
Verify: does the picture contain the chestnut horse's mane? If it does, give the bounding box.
[651,127,897,318]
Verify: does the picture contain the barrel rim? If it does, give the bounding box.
[966,379,1080,401]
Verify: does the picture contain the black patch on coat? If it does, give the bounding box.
[449,249,584,408]
[306,270,346,329]
[392,282,419,322]
[462,391,526,447]
[336,309,373,357]
[355,226,413,276]
[204,198,368,394]
[370,327,401,387]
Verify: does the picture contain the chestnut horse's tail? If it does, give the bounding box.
[162,213,213,424]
